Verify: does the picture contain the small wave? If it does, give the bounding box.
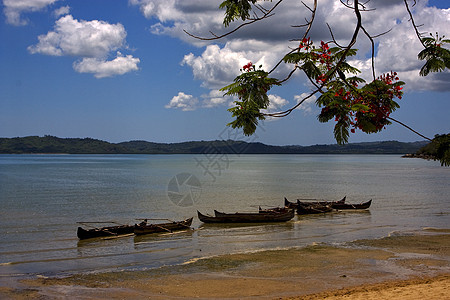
[181,257,205,265]
[387,230,415,237]
[423,227,450,233]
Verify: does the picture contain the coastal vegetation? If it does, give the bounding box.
[0,135,428,155]
[405,133,450,166]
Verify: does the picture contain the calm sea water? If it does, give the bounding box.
[0,154,448,281]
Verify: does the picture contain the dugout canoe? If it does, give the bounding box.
[331,199,372,210]
[296,201,334,215]
[197,209,295,223]
[285,196,346,209]
[258,206,291,213]
[133,217,193,235]
[77,224,134,240]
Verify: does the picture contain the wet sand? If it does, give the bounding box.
[1,229,449,299]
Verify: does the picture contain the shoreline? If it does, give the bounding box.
[1,229,449,299]
[284,274,449,299]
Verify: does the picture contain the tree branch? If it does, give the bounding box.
[403,0,427,48]
[184,0,284,41]
[266,0,362,118]
[388,117,432,141]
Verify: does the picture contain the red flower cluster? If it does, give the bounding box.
[293,36,406,139]
[313,41,333,84]
[319,70,404,135]
[351,72,403,133]
[299,37,312,50]
[378,71,403,99]
[316,74,327,84]
[242,62,253,71]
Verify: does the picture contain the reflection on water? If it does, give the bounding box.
[0,154,448,281]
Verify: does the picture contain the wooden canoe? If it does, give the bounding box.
[77,224,134,240]
[197,209,295,223]
[296,201,334,215]
[133,217,193,235]
[258,206,291,213]
[285,196,346,209]
[331,199,372,210]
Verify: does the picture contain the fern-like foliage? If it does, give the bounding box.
[221,64,279,136]
[219,0,258,27]
[418,33,450,76]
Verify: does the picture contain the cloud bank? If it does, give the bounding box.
[4,1,448,90]
[28,14,139,78]
[3,0,60,25]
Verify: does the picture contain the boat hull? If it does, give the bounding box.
[133,218,193,235]
[285,196,346,209]
[77,225,134,240]
[296,203,334,215]
[198,209,295,223]
[331,199,372,210]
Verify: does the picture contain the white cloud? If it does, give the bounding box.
[28,14,139,78]
[129,0,184,22]
[373,4,450,91]
[53,5,70,17]
[201,89,232,108]
[28,15,127,58]
[73,53,140,78]
[181,44,248,89]
[3,0,60,25]
[166,92,199,111]
[182,41,288,90]
[262,94,289,115]
[129,0,223,44]
[294,93,317,115]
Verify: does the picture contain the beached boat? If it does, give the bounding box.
[197,209,295,223]
[331,199,372,210]
[285,196,346,209]
[296,201,334,215]
[258,206,291,213]
[77,224,134,240]
[133,217,193,235]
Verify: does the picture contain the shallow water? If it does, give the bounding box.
[0,154,448,282]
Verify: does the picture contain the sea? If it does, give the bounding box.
[0,153,449,283]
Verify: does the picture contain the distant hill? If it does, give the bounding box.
[0,136,429,155]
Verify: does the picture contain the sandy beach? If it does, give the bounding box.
[1,229,449,299]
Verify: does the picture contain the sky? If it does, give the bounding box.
[0,0,449,146]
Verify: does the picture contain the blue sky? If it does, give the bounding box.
[1,0,449,146]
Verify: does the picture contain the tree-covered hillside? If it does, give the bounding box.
[0,136,428,155]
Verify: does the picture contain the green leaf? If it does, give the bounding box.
[315,92,334,107]
[227,102,265,136]
[283,52,308,64]
[220,0,257,27]
[338,62,360,75]
[334,120,350,145]
[418,33,450,76]
[419,57,446,76]
[302,60,321,79]
[350,103,370,112]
